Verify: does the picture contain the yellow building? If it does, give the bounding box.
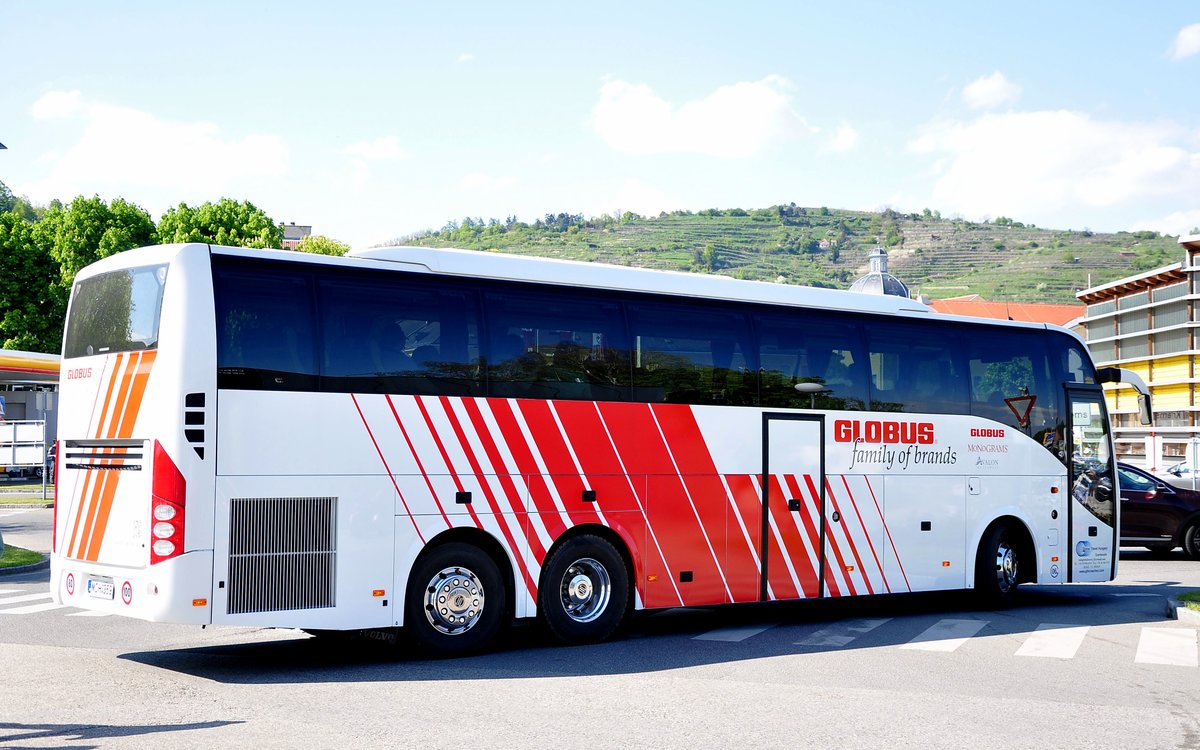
[1078,234,1200,470]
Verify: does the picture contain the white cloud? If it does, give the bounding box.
[828,124,860,152]
[1134,208,1200,238]
[457,52,475,63]
[461,172,515,191]
[1169,23,1200,61]
[961,72,1022,110]
[339,135,408,161]
[592,75,815,158]
[21,90,288,208]
[909,110,1200,228]
[581,179,681,219]
[31,90,84,119]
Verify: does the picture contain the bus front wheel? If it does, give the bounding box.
[975,524,1021,608]
[405,543,505,657]
[539,535,629,645]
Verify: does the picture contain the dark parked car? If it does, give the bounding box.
[1117,462,1200,558]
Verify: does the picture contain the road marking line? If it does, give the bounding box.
[694,623,777,642]
[1015,624,1090,659]
[796,618,892,647]
[1135,628,1198,667]
[0,592,53,605]
[0,601,67,615]
[0,589,21,595]
[900,618,988,652]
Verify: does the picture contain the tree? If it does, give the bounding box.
[156,198,282,248]
[0,180,13,213]
[35,196,155,288]
[295,235,351,256]
[0,213,62,351]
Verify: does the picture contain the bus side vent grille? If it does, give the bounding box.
[227,496,337,615]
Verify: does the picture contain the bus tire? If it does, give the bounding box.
[405,542,505,657]
[975,524,1020,608]
[539,534,629,645]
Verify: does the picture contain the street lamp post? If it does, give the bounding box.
[793,382,830,409]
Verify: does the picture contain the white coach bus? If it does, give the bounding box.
[49,243,1150,655]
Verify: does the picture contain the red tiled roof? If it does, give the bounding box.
[928,297,1082,326]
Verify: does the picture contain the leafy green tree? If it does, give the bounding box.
[296,235,351,256]
[157,198,282,248]
[0,180,14,213]
[35,196,155,287]
[0,213,63,351]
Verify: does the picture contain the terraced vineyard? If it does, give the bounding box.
[395,206,1183,304]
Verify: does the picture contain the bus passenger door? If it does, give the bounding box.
[1066,388,1117,582]
[762,414,824,601]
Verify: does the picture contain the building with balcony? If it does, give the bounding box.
[1078,234,1200,470]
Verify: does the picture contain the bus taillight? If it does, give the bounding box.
[150,441,186,565]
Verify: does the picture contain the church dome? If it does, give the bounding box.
[849,247,909,298]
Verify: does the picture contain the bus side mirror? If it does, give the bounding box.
[1138,393,1152,426]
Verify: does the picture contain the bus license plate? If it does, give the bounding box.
[87,577,115,600]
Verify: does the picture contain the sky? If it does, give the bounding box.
[2,2,1198,249]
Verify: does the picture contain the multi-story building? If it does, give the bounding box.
[1078,234,1200,470]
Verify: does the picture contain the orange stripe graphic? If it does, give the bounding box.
[104,353,139,439]
[66,468,97,559]
[73,354,129,556]
[74,460,112,559]
[84,351,157,561]
[83,467,123,561]
[93,354,125,439]
[116,351,155,438]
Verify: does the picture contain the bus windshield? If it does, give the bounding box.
[63,264,168,359]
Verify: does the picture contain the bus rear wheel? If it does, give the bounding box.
[539,535,629,645]
[405,543,505,657]
[975,524,1021,608]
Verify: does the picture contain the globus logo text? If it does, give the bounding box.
[970,428,1005,438]
[833,419,934,445]
[66,367,93,380]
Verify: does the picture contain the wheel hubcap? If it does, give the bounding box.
[995,542,1018,592]
[423,566,485,635]
[559,558,611,623]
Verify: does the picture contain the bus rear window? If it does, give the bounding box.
[63,264,168,359]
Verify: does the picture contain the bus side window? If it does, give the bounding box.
[866,322,967,414]
[628,302,756,406]
[756,310,867,410]
[483,287,630,402]
[966,327,1056,431]
[318,275,483,397]
[213,262,318,391]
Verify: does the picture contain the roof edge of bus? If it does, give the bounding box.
[349,245,934,315]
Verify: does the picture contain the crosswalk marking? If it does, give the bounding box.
[0,592,53,605]
[0,601,67,615]
[0,589,20,596]
[694,623,777,642]
[796,618,892,647]
[900,618,988,652]
[1135,628,1199,667]
[1015,624,1090,659]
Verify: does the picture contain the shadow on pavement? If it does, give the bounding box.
[119,578,1186,685]
[0,720,240,748]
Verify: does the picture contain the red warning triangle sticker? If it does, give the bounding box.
[1004,395,1036,427]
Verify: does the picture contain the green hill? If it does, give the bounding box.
[392,206,1183,304]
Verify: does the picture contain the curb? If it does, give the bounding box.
[0,503,54,509]
[1172,598,1200,625]
[0,553,50,577]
